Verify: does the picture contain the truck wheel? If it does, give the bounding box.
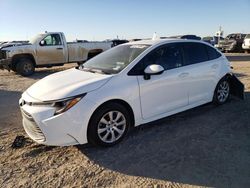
[10,65,17,72]
[16,58,35,76]
[77,62,84,66]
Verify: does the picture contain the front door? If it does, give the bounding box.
[36,34,66,65]
[136,43,189,119]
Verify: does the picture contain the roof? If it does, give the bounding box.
[124,38,204,46]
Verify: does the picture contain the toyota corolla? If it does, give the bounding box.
[19,39,244,146]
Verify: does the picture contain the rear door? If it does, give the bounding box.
[36,34,66,65]
[181,42,220,104]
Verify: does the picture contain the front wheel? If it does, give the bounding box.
[87,103,131,146]
[16,58,35,76]
[213,78,230,105]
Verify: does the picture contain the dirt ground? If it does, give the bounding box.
[0,54,250,188]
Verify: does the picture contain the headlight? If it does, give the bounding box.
[5,50,10,58]
[28,94,86,115]
[53,96,83,115]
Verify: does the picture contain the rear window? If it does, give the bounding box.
[206,45,221,60]
[183,43,209,65]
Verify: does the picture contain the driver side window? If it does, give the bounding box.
[128,43,183,75]
[41,34,62,46]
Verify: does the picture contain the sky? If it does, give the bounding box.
[0,0,250,42]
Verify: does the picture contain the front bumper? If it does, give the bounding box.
[0,58,11,71]
[19,93,97,146]
[220,44,235,51]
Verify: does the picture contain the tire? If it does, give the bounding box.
[16,58,35,76]
[10,65,17,72]
[87,103,131,147]
[213,78,230,105]
[77,61,85,66]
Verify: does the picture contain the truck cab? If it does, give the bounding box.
[0,32,112,76]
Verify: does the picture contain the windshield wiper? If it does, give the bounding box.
[80,66,111,75]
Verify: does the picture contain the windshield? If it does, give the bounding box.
[80,44,150,74]
[29,34,44,44]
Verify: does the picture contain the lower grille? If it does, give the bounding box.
[21,109,46,142]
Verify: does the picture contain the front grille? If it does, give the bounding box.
[21,109,46,142]
[0,50,6,60]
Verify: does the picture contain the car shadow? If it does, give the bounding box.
[78,93,250,188]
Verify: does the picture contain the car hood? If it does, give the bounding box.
[25,68,113,101]
[1,43,32,50]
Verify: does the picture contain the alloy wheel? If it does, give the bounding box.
[217,80,230,103]
[97,111,126,143]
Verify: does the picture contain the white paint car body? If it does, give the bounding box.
[19,39,233,146]
[242,34,250,52]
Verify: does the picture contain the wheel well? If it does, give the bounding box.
[222,73,235,86]
[217,73,236,93]
[224,73,244,99]
[90,99,135,127]
[87,49,103,59]
[11,54,36,69]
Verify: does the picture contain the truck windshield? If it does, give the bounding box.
[29,34,44,44]
[80,44,150,74]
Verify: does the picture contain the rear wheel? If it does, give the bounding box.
[213,78,230,105]
[16,58,35,76]
[87,103,131,146]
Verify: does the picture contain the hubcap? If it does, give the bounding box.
[217,81,229,103]
[23,63,32,73]
[97,111,126,143]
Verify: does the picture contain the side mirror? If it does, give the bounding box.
[40,40,45,46]
[144,64,164,80]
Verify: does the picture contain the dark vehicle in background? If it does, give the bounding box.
[169,35,201,40]
[111,39,128,47]
[203,36,224,46]
[217,33,246,52]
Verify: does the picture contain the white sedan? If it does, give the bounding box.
[19,39,244,146]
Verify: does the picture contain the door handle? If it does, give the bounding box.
[178,72,189,78]
[56,47,63,50]
[211,64,218,69]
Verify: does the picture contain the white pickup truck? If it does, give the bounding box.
[0,32,112,76]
